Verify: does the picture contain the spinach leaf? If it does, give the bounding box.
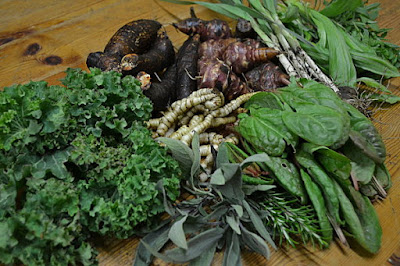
[237,107,298,156]
[342,140,375,185]
[302,143,351,184]
[282,103,346,147]
[295,150,341,225]
[299,169,332,243]
[334,181,382,254]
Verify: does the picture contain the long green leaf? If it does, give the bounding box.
[133,225,170,266]
[242,200,276,249]
[169,215,189,250]
[320,0,363,17]
[310,10,357,86]
[141,227,225,264]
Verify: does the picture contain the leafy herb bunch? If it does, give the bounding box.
[0,68,182,265]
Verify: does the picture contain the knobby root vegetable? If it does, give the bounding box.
[180,92,257,145]
[173,8,232,41]
[155,88,224,137]
[86,52,122,72]
[222,41,280,74]
[198,38,238,59]
[86,19,162,72]
[198,58,252,101]
[120,31,175,75]
[105,19,162,58]
[245,62,290,91]
[235,18,258,40]
[176,34,201,100]
[142,63,177,112]
[136,71,151,90]
[178,104,207,126]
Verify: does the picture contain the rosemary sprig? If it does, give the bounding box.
[260,191,329,248]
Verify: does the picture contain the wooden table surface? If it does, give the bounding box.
[1,0,399,265]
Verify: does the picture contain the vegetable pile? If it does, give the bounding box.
[0,69,181,265]
[1,0,399,265]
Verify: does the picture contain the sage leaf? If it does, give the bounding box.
[214,164,244,202]
[133,225,170,266]
[242,184,275,196]
[190,132,201,185]
[210,168,225,185]
[168,215,188,250]
[216,142,230,168]
[232,205,243,218]
[223,232,242,266]
[157,137,193,176]
[226,215,241,235]
[242,200,276,249]
[188,242,217,266]
[240,225,270,259]
[141,227,224,264]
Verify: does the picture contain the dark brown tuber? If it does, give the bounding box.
[141,63,177,113]
[245,62,290,91]
[222,41,280,74]
[173,9,232,41]
[86,19,162,72]
[175,34,201,100]
[120,31,175,75]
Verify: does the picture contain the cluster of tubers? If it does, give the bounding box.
[86,9,292,171]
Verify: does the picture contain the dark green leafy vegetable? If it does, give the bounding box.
[282,103,346,147]
[299,169,332,243]
[0,68,181,265]
[295,150,341,225]
[237,107,298,156]
[334,181,382,253]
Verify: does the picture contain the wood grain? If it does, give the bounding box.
[1,0,399,265]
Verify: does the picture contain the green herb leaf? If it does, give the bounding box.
[242,200,276,249]
[320,0,363,17]
[169,215,189,250]
[240,224,271,259]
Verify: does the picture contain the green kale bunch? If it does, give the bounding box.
[0,68,181,265]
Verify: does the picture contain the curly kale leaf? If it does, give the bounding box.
[72,123,181,239]
[63,68,153,138]
[0,68,181,265]
[0,178,97,266]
